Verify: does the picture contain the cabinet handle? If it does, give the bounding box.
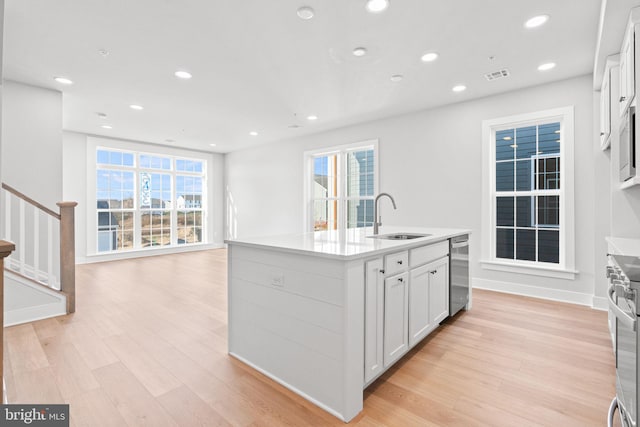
[620,96,627,102]
[379,269,385,274]
[600,132,605,136]
[398,277,404,283]
[397,260,403,265]
[430,270,437,275]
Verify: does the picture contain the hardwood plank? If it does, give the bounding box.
[156,385,231,427]
[41,337,100,399]
[92,362,177,427]
[65,388,127,427]
[5,323,50,373]
[11,367,64,404]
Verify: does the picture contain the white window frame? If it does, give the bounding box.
[303,140,379,232]
[481,107,576,280]
[88,139,209,256]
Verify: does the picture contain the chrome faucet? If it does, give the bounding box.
[373,193,397,235]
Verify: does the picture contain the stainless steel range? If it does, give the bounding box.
[607,255,640,427]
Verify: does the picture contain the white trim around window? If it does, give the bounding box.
[480,106,576,280]
[303,140,379,233]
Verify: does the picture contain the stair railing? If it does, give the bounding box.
[1,183,77,313]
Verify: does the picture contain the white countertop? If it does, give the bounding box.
[225,226,471,260]
[606,236,640,257]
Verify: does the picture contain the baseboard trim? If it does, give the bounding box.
[473,277,594,307]
[77,243,224,264]
[592,296,608,311]
[5,302,67,327]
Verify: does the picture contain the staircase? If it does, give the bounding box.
[1,182,77,323]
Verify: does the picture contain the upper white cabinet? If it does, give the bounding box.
[601,62,612,149]
[619,30,634,116]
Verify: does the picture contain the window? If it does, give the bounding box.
[96,148,206,253]
[305,141,378,232]
[482,107,575,278]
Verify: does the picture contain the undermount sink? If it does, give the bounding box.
[367,233,431,240]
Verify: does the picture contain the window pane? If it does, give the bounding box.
[496,197,514,226]
[516,229,536,261]
[313,199,337,231]
[496,129,514,161]
[536,157,560,190]
[141,212,171,247]
[515,160,532,191]
[496,228,514,259]
[109,151,123,166]
[314,155,337,198]
[538,196,559,228]
[347,149,374,197]
[516,196,534,228]
[496,161,514,191]
[515,126,536,159]
[123,153,134,167]
[97,150,110,164]
[538,230,559,263]
[347,199,374,228]
[538,122,560,156]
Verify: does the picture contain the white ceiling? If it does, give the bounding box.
[4,0,601,153]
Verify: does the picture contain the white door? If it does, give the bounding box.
[383,272,409,368]
[364,258,384,384]
[408,264,430,348]
[429,257,450,325]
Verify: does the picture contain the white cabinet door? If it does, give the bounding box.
[408,264,431,347]
[364,258,384,384]
[428,257,450,325]
[383,272,409,368]
[620,32,634,116]
[601,68,611,148]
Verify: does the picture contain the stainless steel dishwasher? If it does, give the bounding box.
[449,235,469,316]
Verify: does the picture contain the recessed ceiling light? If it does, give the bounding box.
[554,130,561,134]
[538,62,556,71]
[556,139,561,143]
[97,112,107,119]
[421,52,438,62]
[98,49,110,57]
[101,125,113,129]
[390,74,404,82]
[365,0,389,13]
[249,131,258,136]
[452,85,467,92]
[54,76,73,85]
[297,6,315,20]
[537,151,543,154]
[353,47,368,57]
[525,15,549,29]
[510,144,518,148]
[307,115,318,121]
[209,143,217,147]
[129,104,144,110]
[174,70,192,79]
[503,136,512,141]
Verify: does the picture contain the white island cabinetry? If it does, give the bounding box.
[226,226,470,422]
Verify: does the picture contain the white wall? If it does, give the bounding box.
[2,80,62,210]
[225,75,599,305]
[63,132,225,263]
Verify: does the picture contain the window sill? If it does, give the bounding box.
[480,260,577,280]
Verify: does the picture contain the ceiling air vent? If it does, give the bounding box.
[484,69,510,81]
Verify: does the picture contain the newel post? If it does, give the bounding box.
[57,202,77,313]
[0,240,16,403]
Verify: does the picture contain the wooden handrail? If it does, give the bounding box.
[0,240,16,404]
[1,183,60,220]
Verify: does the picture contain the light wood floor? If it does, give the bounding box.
[4,249,616,426]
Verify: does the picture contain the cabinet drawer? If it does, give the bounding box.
[410,240,449,267]
[384,251,408,276]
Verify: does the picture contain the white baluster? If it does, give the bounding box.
[48,216,54,287]
[4,191,10,241]
[33,205,40,281]
[19,199,25,275]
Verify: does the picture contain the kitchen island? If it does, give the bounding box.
[226,226,470,421]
